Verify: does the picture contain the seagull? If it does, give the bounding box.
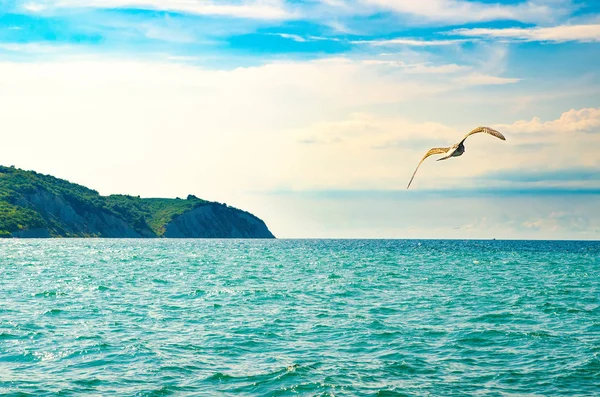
[406,126,506,189]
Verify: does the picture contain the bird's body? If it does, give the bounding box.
[437,141,465,161]
[406,126,505,189]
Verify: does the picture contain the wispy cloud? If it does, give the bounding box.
[520,211,594,233]
[0,42,75,53]
[268,33,340,43]
[294,113,455,147]
[270,33,309,42]
[456,72,521,86]
[360,60,469,74]
[449,24,600,43]
[260,34,463,48]
[21,0,296,20]
[359,0,571,24]
[143,24,196,43]
[352,38,469,46]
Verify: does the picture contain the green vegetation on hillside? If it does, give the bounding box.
[0,166,208,237]
[103,194,207,235]
[0,201,46,237]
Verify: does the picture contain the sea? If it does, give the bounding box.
[0,239,598,396]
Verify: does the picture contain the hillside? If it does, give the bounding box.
[0,166,274,238]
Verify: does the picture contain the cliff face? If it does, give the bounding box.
[163,204,274,238]
[16,189,153,238]
[0,166,275,238]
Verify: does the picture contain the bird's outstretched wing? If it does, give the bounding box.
[459,126,505,145]
[406,147,451,189]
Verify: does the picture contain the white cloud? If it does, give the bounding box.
[0,54,521,199]
[288,105,600,191]
[270,33,308,42]
[0,54,597,237]
[0,42,74,53]
[286,113,512,191]
[494,108,600,134]
[0,50,592,192]
[22,0,295,20]
[360,60,469,74]
[21,0,575,28]
[359,0,569,24]
[450,24,600,43]
[480,108,600,183]
[143,25,196,43]
[23,2,46,12]
[270,33,341,42]
[319,0,348,6]
[456,72,521,86]
[352,38,469,46]
[520,211,593,233]
[294,113,456,146]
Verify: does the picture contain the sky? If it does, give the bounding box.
[0,0,599,239]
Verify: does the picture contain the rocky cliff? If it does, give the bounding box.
[13,189,153,238]
[0,166,275,238]
[164,204,273,238]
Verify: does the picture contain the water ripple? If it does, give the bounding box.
[0,239,599,396]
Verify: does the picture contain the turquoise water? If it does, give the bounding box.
[1,239,599,396]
